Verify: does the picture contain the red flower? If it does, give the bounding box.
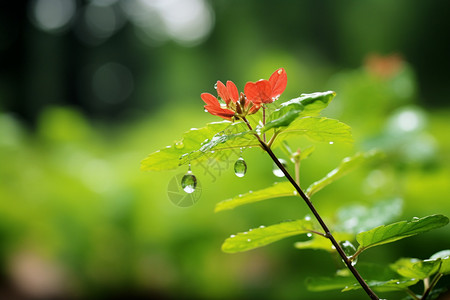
[244,68,287,104]
[201,80,260,120]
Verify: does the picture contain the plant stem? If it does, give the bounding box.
[405,289,420,300]
[294,154,300,186]
[241,117,379,300]
[263,106,266,143]
[422,273,443,300]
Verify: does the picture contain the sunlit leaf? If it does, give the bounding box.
[430,250,450,275]
[306,150,383,197]
[356,215,449,253]
[263,91,336,132]
[275,117,353,146]
[215,182,295,212]
[391,258,441,279]
[307,263,417,293]
[294,232,354,252]
[141,121,258,171]
[222,219,314,253]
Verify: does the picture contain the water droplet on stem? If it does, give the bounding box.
[339,240,358,266]
[272,158,288,177]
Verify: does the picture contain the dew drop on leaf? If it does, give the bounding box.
[339,240,358,266]
[272,158,288,177]
[181,171,197,194]
[234,157,247,177]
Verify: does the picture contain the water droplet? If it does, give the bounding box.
[293,190,298,195]
[214,82,218,90]
[304,215,311,221]
[249,229,253,232]
[181,171,197,194]
[243,231,248,234]
[412,217,420,221]
[249,190,253,193]
[272,158,288,177]
[230,235,235,238]
[211,150,215,153]
[247,239,251,242]
[175,141,184,149]
[329,141,334,145]
[259,225,265,228]
[234,157,247,177]
[339,241,358,266]
[306,233,313,238]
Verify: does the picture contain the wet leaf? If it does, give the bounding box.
[215,182,295,212]
[222,219,314,253]
[141,121,258,171]
[391,258,441,279]
[356,215,449,253]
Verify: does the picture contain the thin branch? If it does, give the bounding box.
[241,118,379,300]
[405,288,420,300]
[422,273,443,300]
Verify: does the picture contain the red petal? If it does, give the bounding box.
[204,105,234,120]
[248,102,261,115]
[269,68,287,99]
[216,81,231,105]
[201,93,219,107]
[227,81,239,103]
[244,80,272,104]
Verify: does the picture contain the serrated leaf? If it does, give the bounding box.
[215,182,295,212]
[263,91,336,132]
[222,219,314,253]
[294,232,354,251]
[141,121,258,171]
[391,258,441,279]
[335,198,403,234]
[275,117,353,146]
[430,250,450,275]
[356,215,449,253]
[306,150,383,197]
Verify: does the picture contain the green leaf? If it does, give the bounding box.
[335,198,403,234]
[275,117,353,146]
[356,215,449,253]
[141,121,258,171]
[263,91,336,132]
[299,145,315,161]
[306,150,383,197]
[430,250,450,275]
[307,263,418,293]
[343,278,419,292]
[294,232,354,252]
[222,219,314,253]
[215,182,295,212]
[306,276,357,292]
[391,258,441,279]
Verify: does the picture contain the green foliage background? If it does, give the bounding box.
[1,1,450,299]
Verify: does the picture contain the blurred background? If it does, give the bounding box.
[1,0,450,299]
